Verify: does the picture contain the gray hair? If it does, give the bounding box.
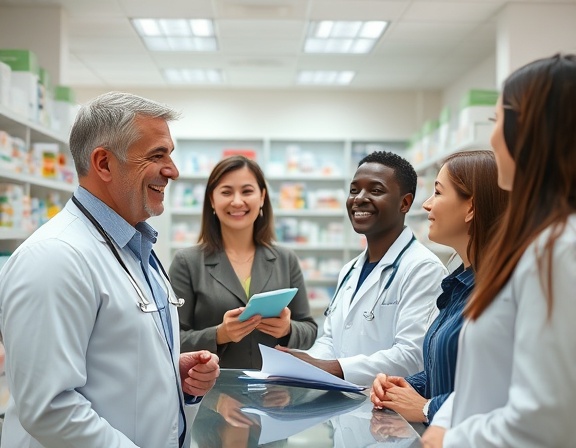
[69,91,181,176]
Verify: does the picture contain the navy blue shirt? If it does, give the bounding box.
[405,264,475,423]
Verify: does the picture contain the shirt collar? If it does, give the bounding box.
[441,263,475,291]
[74,186,158,262]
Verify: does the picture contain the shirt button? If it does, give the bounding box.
[345,323,352,329]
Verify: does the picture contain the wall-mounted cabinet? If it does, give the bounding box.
[166,138,405,313]
[0,105,74,255]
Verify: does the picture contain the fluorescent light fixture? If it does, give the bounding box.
[304,20,387,54]
[132,18,217,52]
[143,37,217,52]
[163,69,223,84]
[297,71,355,85]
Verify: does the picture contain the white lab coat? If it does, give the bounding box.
[0,200,197,448]
[431,215,576,447]
[307,227,447,386]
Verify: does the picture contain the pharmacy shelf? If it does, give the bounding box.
[0,103,68,145]
[0,105,74,249]
[165,137,405,298]
[414,140,490,173]
[275,209,344,217]
[280,242,350,251]
[0,170,75,193]
[171,207,203,216]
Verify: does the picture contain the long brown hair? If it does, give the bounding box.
[442,150,508,270]
[198,155,275,254]
[466,53,576,319]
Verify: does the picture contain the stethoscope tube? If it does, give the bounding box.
[71,195,184,312]
[324,235,416,321]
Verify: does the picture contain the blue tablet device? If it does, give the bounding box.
[238,288,298,322]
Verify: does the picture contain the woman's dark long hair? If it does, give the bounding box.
[466,53,576,319]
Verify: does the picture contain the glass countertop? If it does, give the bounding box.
[189,369,422,448]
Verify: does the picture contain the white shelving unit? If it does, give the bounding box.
[167,138,405,313]
[0,105,74,253]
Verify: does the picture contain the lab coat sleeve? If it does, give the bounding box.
[339,260,445,386]
[305,312,336,359]
[304,262,350,359]
[0,240,138,447]
[443,239,576,447]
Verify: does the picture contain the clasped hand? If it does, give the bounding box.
[217,307,292,344]
[370,373,428,423]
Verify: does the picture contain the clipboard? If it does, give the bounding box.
[238,288,298,322]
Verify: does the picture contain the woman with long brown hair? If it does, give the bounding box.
[423,54,576,447]
[370,150,507,426]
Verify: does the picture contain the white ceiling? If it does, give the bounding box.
[0,0,573,91]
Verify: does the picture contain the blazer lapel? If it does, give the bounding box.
[205,251,249,305]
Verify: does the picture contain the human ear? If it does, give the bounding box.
[91,147,112,181]
[464,200,474,223]
[400,193,414,214]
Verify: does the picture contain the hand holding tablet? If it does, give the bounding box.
[238,288,298,322]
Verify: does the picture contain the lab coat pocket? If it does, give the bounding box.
[365,302,399,350]
[377,299,399,324]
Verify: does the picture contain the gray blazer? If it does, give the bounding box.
[169,244,317,369]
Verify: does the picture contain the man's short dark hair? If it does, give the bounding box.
[357,151,417,197]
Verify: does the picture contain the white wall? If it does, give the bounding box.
[75,88,442,142]
[441,53,497,127]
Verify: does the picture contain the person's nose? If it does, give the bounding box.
[162,156,179,180]
[354,189,368,202]
[231,191,243,206]
[422,195,433,211]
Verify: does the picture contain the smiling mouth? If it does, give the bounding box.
[353,211,373,218]
[149,185,165,194]
[228,211,248,216]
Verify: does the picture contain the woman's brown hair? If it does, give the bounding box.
[198,155,275,254]
[442,150,508,270]
[466,53,576,319]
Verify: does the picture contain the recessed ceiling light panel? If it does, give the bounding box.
[132,18,218,52]
[304,20,387,54]
[296,70,355,85]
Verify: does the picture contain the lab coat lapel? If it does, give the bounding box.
[205,251,249,305]
[341,253,365,315]
[347,227,414,313]
[120,251,171,349]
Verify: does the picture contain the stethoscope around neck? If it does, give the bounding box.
[324,235,416,321]
[71,195,184,313]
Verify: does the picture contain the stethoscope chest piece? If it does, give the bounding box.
[363,311,375,321]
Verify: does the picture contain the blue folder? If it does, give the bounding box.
[238,287,298,322]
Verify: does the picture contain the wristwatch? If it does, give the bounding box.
[422,399,431,423]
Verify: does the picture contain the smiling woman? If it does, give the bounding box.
[370,150,507,426]
[168,155,318,369]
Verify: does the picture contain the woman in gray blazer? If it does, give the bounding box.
[169,155,317,369]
